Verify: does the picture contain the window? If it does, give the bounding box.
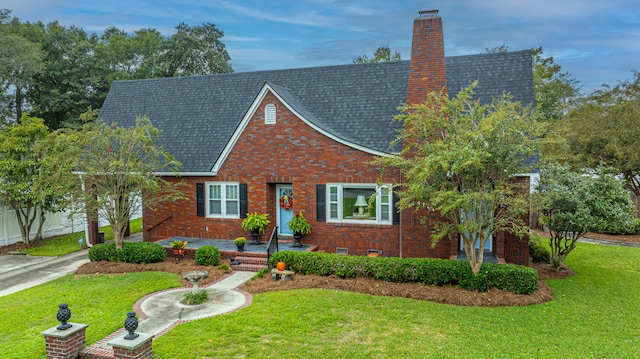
[207,182,239,217]
[326,183,392,224]
[265,104,276,124]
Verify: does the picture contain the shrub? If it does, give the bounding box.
[268,251,538,294]
[195,246,220,266]
[88,242,166,264]
[119,242,166,264]
[88,243,119,262]
[529,241,550,264]
[182,289,208,305]
[485,263,539,294]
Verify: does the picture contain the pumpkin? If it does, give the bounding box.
[276,261,286,271]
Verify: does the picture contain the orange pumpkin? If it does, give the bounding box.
[277,261,286,271]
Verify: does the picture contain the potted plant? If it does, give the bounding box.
[234,236,247,252]
[170,240,188,259]
[287,211,311,247]
[241,212,270,244]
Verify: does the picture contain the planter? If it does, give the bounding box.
[250,228,260,245]
[173,249,185,261]
[236,244,245,252]
[292,232,303,247]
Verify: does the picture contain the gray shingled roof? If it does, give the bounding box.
[99,50,535,172]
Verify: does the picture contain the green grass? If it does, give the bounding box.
[0,271,181,359]
[22,218,142,256]
[2,241,639,358]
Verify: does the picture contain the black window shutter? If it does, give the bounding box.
[196,183,204,217]
[393,192,400,225]
[316,184,326,222]
[239,183,248,218]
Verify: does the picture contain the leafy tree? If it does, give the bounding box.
[375,83,540,274]
[73,116,186,249]
[0,114,75,243]
[551,72,640,198]
[156,22,233,77]
[353,45,401,63]
[532,47,580,123]
[534,163,634,268]
[0,9,44,124]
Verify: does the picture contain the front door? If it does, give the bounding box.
[460,231,492,251]
[276,185,294,237]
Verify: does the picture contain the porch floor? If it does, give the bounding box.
[155,237,315,254]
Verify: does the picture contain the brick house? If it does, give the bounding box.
[98,11,536,265]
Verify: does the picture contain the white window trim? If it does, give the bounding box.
[206,181,240,218]
[265,103,276,124]
[326,183,392,224]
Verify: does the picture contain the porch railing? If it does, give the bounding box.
[266,226,279,266]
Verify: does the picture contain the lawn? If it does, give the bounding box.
[1,241,638,358]
[22,218,142,256]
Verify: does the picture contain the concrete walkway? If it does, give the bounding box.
[82,271,255,358]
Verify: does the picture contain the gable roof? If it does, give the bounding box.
[99,50,535,173]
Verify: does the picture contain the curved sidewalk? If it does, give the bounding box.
[82,271,255,358]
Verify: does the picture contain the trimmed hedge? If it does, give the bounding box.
[269,251,538,295]
[195,246,221,266]
[88,242,166,264]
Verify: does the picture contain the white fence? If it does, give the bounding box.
[0,205,141,247]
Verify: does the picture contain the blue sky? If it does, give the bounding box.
[5,0,640,93]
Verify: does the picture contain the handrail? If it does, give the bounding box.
[145,214,173,232]
[266,226,279,266]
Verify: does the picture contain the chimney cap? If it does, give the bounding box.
[418,9,439,17]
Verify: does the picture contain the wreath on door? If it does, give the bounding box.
[279,193,293,210]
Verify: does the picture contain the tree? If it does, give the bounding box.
[156,22,233,77]
[0,114,75,243]
[532,47,580,123]
[552,72,640,198]
[0,9,44,124]
[375,83,540,274]
[534,163,634,268]
[353,45,401,63]
[74,116,186,249]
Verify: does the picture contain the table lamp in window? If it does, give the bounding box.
[355,195,368,216]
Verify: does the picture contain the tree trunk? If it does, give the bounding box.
[13,203,37,244]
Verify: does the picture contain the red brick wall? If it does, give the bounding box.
[144,92,418,257]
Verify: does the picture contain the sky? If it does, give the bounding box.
[5,0,640,93]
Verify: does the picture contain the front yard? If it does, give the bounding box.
[1,240,638,358]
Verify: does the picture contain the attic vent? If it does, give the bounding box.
[265,104,276,124]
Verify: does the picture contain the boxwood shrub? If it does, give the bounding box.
[88,242,166,264]
[195,246,220,266]
[268,251,539,295]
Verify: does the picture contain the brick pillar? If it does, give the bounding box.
[41,323,88,359]
[108,332,153,359]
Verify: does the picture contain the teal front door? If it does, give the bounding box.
[277,185,294,236]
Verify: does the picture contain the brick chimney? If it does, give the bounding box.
[407,10,447,105]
